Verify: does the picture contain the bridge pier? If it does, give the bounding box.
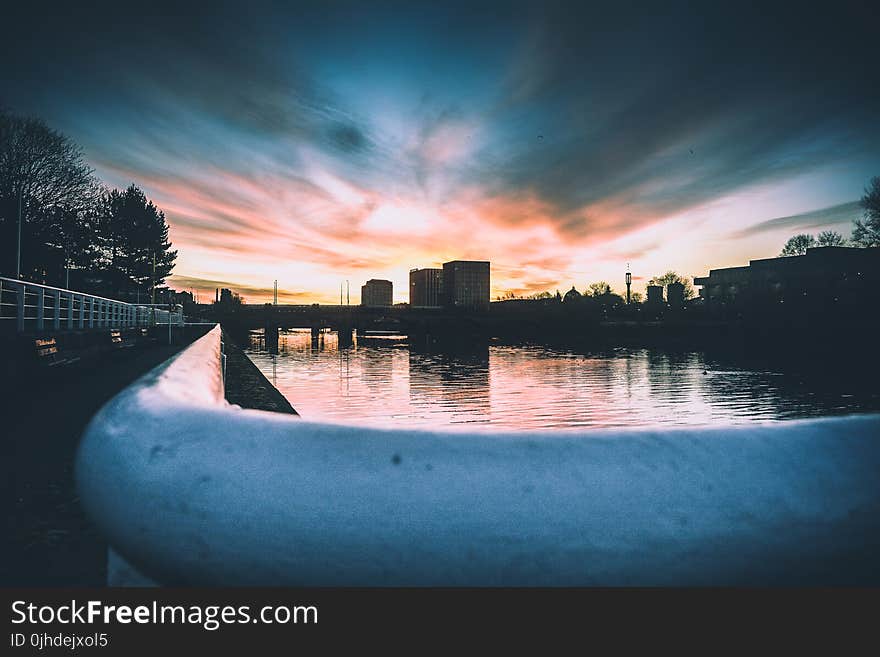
[338,326,353,348]
[263,303,279,354]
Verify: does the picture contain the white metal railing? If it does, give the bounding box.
[75,325,880,585]
[0,276,183,332]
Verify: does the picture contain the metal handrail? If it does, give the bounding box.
[0,276,184,332]
[76,325,880,586]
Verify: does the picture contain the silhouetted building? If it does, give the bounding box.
[667,282,685,308]
[442,260,490,309]
[219,288,233,304]
[409,268,444,308]
[562,286,582,303]
[361,279,393,307]
[694,246,880,314]
[646,285,664,304]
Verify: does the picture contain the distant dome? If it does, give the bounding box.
[562,286,582,303]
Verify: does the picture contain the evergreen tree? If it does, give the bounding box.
[101,185,177,299]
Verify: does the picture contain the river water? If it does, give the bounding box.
[244,329,880,432]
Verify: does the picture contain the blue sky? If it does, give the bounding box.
[2,0,878,302]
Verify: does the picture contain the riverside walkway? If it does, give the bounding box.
[2,329,207,585]
[2,326,293,585]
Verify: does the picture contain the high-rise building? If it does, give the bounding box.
[361,279,393,307]
[442,260,490,309]
[409,268,444,307]
[646,285,664,304]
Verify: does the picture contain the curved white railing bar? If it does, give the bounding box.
[0,276,183,332]
[76,325,880,585]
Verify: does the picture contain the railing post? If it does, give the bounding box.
[67,292,74,329]
[79,295,86,328]
[89,297,95,328]
[53,289,61,330]
[36,287,45,330]
[16,283,25,332]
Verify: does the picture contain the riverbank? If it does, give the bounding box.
[222,330,297,415]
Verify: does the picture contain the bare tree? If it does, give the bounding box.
[587,281,612,297]
[780,233,816,256]
[648,271,695,299]
[816,230,847,247]
[0,109,98,279]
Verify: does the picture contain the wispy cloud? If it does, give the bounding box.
[2,1,878,302]
[730,201,861,239]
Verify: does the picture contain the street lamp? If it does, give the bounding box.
[625,266,632,304]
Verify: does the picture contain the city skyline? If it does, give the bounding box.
[3,2,878,305]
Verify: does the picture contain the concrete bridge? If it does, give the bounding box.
[205,303,492,349]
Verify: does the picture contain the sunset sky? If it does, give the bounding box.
[3,1,878,303]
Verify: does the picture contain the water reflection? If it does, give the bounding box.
[408,339,491,427]
[244,330,880,432]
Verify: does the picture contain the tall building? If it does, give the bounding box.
[667,281,685,307]
[361,279,393,307]
[442,260,490,309]
[409,268,444,308]
[646,285,664,304]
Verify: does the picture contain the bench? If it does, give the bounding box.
[110,329,135,349]
[34,337,81,368]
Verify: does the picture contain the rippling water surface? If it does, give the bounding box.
[245,330,880,432]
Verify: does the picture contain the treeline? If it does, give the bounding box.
[0,109,177,301]
[780,177,880,256]
[497,271,694,306]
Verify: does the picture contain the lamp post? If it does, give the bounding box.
[625,266,632,304]
[16,186,22,279]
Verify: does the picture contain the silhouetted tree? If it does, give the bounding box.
[852,177,880,247]
[587,281,612,297]
[648,271,695,299]
[816,230,847,247]
[43,205,101,287]
[0,109,98,280]
[99,185,177,298]
[780,233,816,256]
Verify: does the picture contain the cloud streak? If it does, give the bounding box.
[730,201,862,239]
[1,1,878,302]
